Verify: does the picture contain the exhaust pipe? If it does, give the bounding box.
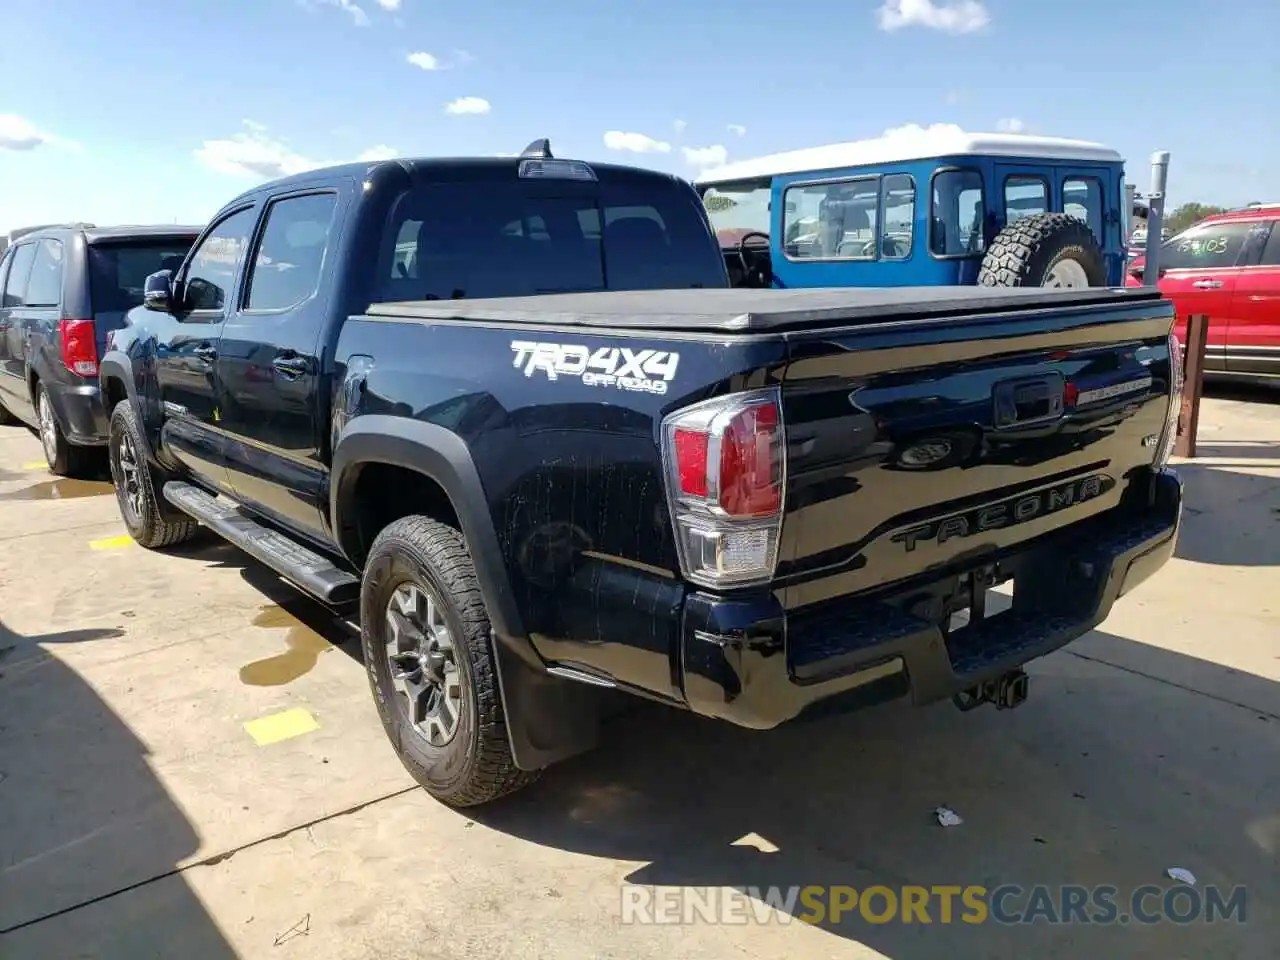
[952,669,1030,712]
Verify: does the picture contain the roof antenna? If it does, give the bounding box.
[520,138,553,159]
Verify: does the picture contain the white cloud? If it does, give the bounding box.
[673,119,687,134]
[727,124,747,137]
[407,51,441,70]
[0,114,79,152]
[682,144,728,168]
[603,131,671,154]
[445,96,491,115]
[374,0,401,8]
[877,0,989,34]
[312,0,370,26]
[357,144,398,161]
[996,117,1026,133]
[195,122,394,179]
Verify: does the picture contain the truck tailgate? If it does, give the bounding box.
[776,297,1177,611]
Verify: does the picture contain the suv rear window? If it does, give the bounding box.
[88,240,195,313]
[373,180,726,302]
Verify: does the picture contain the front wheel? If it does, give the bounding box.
[360,515,540,807]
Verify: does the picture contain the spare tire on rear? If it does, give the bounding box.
[978,212,1106,288]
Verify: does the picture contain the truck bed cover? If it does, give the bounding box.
[365,286,1166,334]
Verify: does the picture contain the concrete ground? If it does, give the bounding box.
[1,390,1278,960]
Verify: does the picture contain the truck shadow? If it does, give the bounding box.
[0,620,239,958]
[1173,459,1280,567]
[474,632,1280,957]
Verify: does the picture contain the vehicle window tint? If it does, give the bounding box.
[246,193,338,311]
[24,239,63,307]
[2,243,36,307]
[1064,177,1103,242]
[87,240,194,313]
[881,174,915,260]
[783,178,879,260]
[930,170,985,256]
[1004,176,1047,223]
[1259,223,1280,266]
[1159,221,1254,271]
[372,181,724,302]
[185,207,258,311]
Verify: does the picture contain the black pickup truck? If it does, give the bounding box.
[100,142,1184,807]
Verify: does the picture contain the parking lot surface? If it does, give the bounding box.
[1,393,1278,960]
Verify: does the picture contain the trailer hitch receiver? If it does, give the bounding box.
[953,669,1030,712]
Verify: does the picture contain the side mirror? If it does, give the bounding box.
[143,270,175,312]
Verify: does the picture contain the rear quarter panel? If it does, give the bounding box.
[337,316,786,701]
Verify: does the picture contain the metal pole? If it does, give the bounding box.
[1143,151,1170,285]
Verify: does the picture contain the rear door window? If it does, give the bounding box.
[25,239,64,307]
[372,179,724,302]
[1004,176,1048,223]
[1063,177,1103,243]
[2,243,36,307]
[88,240,195,313]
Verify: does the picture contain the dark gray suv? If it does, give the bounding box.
[0,224,199,475]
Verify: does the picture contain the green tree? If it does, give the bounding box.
[1164,202,1229,235]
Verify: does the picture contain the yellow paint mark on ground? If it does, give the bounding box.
[89,534,135,551]
[21,462,47,471]
[244,707,320,746]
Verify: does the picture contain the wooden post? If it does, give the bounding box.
[1174,313,1209,458]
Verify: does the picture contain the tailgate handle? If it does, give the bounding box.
[993,375,1065,428]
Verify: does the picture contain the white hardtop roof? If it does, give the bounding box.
[695,128,1123,185]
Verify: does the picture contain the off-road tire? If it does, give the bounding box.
[978,212,1106,288]
[107,401,199,548]
[0,399,18,426]
[361,515,540,807]
[36,382,96,478]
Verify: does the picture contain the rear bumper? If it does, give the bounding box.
[46,378,109,445]
[680,468,1183,729]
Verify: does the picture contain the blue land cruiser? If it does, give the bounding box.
[695,128,1130,292]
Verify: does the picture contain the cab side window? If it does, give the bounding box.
[184,208,258,312]
[244,193,338,312]
[1259,223,1280,266]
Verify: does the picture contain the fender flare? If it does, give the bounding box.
[330,415,606,771]
[98,351,159,463]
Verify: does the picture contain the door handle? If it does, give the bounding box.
[271,354,308,380]
[193,343,217,362]
[1192,279,1223,289]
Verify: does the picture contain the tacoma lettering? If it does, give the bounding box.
[891,475,1114,552]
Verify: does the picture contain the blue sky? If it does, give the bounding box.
[2,0,1277,232]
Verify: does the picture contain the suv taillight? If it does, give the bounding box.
[1155,331,1184,467]
[59,318,98,377]
[660,387,785,588]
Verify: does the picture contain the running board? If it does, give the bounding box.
[162,481,359,605]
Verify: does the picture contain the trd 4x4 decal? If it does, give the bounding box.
[510,341,680,395]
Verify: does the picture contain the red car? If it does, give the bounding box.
[1127,204,1280,383]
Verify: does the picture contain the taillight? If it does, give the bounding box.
[660,387,785,588]
[59,318,98,377]
[1154,331,1184,467]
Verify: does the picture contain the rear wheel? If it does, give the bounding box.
[978,212,1106,289]
[36,382,94,477]
[107,401,199,548]
[361,515,540,807]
